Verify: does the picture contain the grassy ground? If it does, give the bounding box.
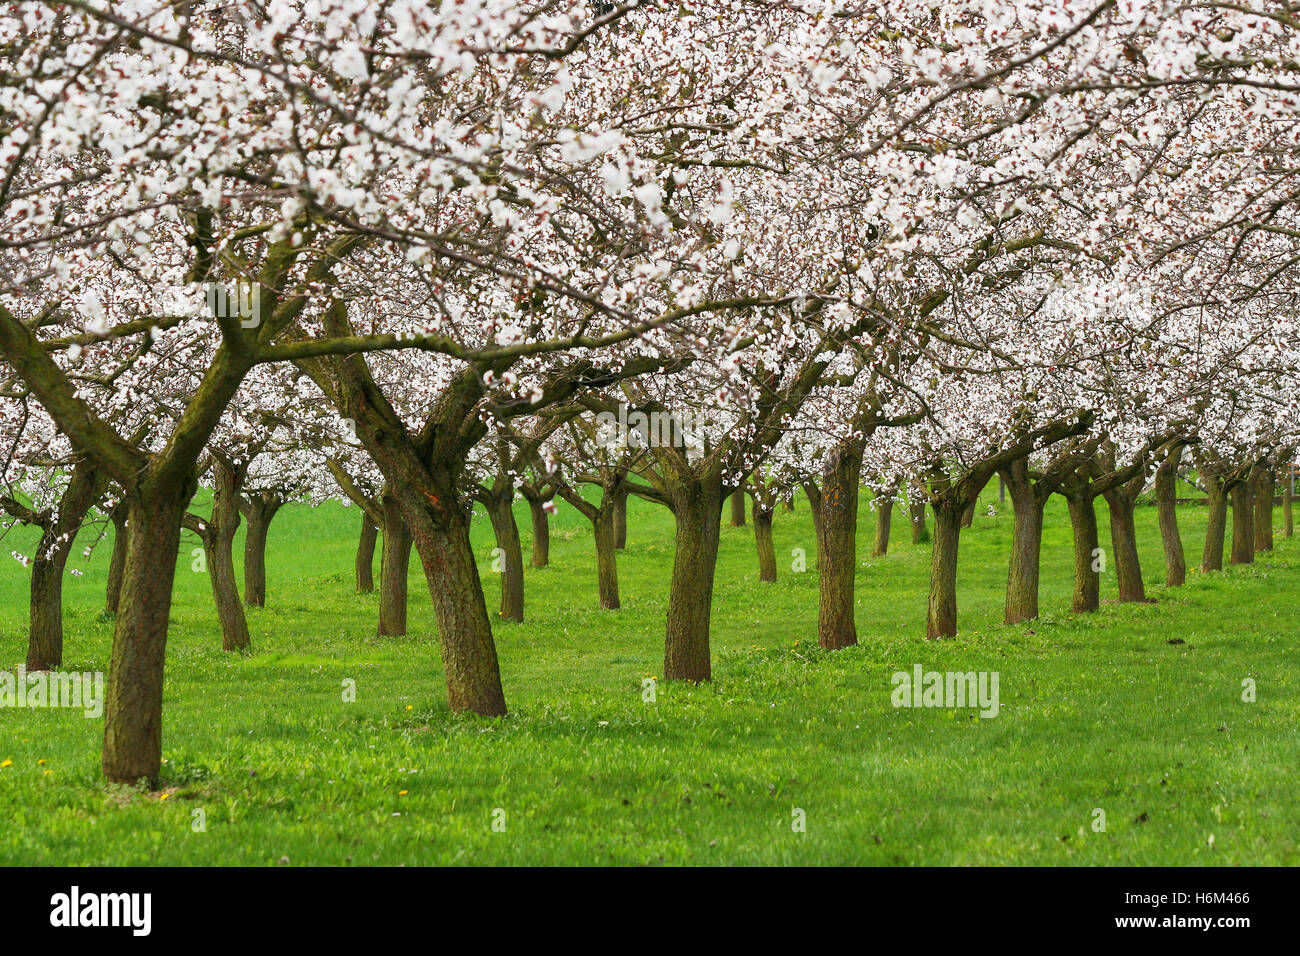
[1,486,1297,865]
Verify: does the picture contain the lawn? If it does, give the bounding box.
[1,487,1296,865]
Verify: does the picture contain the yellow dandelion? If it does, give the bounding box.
[0,759,11,768]
[37,759,45,765]
[399,790,408,796]
[43,770,52,776]
[159,792,169,801]
[405,705,413,711]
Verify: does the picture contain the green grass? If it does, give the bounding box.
[1,487,1297,865]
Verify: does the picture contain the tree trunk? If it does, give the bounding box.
[926,499,963,639]
[528,496,550,568]
[355,513,377,593]
[614,488,628,550]
[27,461,105,669]
[1154,444,1186,587]
[594,504,620,609]
[1066,493,1100,613]
[1203,481,1227,572]
[102,485,193,785]
[803,482,823,542]
[960,497,977,529]
[1284,468,1294,538]
[1254,465,1274,552]
[664,476,724,681]
[487,496,525,622]
[873,495,892,557]
[204,459,250,651]
[910,497,930,544]
[817,440,863,650]
[378,494,411,636]
[403,495,507,716]
[105,502,128,616]
[754,505,777,582]
[1230,480,1254,565]
[729,489,746,527]
[1001,462,1043,625]
[242,497,279,608]
[1104,489,1146,602]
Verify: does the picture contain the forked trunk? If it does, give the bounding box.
[960,497,977,529]
[102,486,192,785]
[1066,493,1100,613]
[528,497,550,568]
[594,504,620,609]
[487,497,525,622]
[1154,445,1185,587]
[1254,466,1274,552]
[664,476,724,681]
[378,495,411,636]
[1230,481,1254,565]
[754,506,777,582]
[1203,481,1227,572]
[817,441,863,650]
[355,513,377,593]
[926,499,963,639]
